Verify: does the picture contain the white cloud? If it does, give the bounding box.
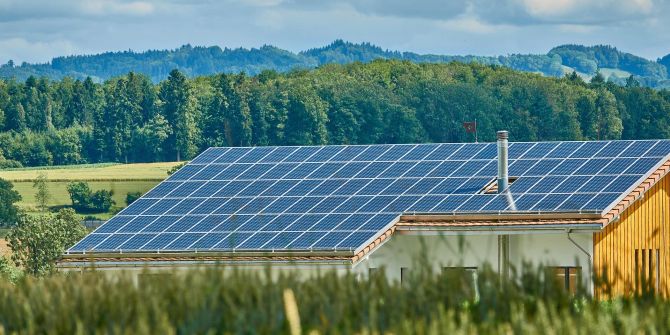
[0,0,156,22]
[438,16,512,34]
[0,0,668,65]
[80,1,155,16]
[474,0,663,25]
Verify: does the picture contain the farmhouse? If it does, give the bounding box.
[60,132,670,297]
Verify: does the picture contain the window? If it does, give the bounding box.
[635,248,660,293]
[368,267,380,277]
[549,266,581,294]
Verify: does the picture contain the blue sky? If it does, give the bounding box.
[0,0,668,64]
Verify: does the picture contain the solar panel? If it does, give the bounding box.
[69,140,670,255]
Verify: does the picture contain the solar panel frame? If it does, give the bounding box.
[68,139,670,255]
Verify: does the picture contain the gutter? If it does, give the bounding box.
[57,259,353,269]
[397,223,603,233]
[566,228,593,284]
[62,249,355,259]
[401,212,603,222]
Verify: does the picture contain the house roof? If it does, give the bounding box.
[62,140,670,265]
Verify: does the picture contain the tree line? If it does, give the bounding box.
[0,60,670,167]
[2,41,669,88]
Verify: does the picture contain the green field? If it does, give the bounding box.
[0,162,182,219]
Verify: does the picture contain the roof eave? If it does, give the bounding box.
[601,157,670,225]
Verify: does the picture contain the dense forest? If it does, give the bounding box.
[1,41,669,88]
[0,60,669,168]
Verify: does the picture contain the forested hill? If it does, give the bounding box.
[1,61,670,169]
[1,40,669,88]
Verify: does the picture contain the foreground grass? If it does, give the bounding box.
[0,265,666,334]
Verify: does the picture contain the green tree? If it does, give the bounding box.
[284,81,328,145]
[125,72,158,123]
[103,78,141,162]
[132,114,172,162]
[625,75,640,88]
[49,127,85,165]
[207,73,252,146]
[7,208,86,276]
[33,172,50,212]
[590,72,606,86]
[51,77,74,128]
[0,178,22,226]
[23,76,53,131]
[80,77,104,127]
[6,103,26,131]
[593,89,623,140]
[160,69,199,161]
[381,105,427,143]
[66,181,92,211]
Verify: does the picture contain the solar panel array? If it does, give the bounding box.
[69,140,670,254]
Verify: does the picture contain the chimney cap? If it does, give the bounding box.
[497,131,508,140]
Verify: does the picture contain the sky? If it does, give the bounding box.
[0,0,669,65]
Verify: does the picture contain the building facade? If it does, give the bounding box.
[60,135,670,297]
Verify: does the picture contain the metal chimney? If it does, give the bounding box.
[497,131,509,193]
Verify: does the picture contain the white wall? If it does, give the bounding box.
[61,231,594,291]
[353,230,594,290]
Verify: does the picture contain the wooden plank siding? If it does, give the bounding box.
[594,174,670,298]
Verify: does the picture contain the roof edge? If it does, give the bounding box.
[400,212,602,222]
[601,158,670,226]
[61,250,354,260]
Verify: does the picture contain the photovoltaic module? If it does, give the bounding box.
[68,140,670,254]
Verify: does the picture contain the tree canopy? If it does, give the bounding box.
[0,178,22,226]
[0,61,669,168]
[0,41,668,88]
[7,208,86,276]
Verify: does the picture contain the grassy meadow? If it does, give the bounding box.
[0,162,182,219]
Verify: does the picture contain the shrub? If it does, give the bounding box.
[126,191,142,206]
[0,159,23,169]
[89,189,114,212]
[66,181,115,213]
[167,162,187,175]
[0,256,23,283]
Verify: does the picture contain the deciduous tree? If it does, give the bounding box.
[33,172,50,212]
[7,208,86,276]
[0,178,22,226]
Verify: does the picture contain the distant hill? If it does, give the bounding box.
[1,40,669,88]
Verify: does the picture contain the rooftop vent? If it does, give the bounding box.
[497,130,509,193]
